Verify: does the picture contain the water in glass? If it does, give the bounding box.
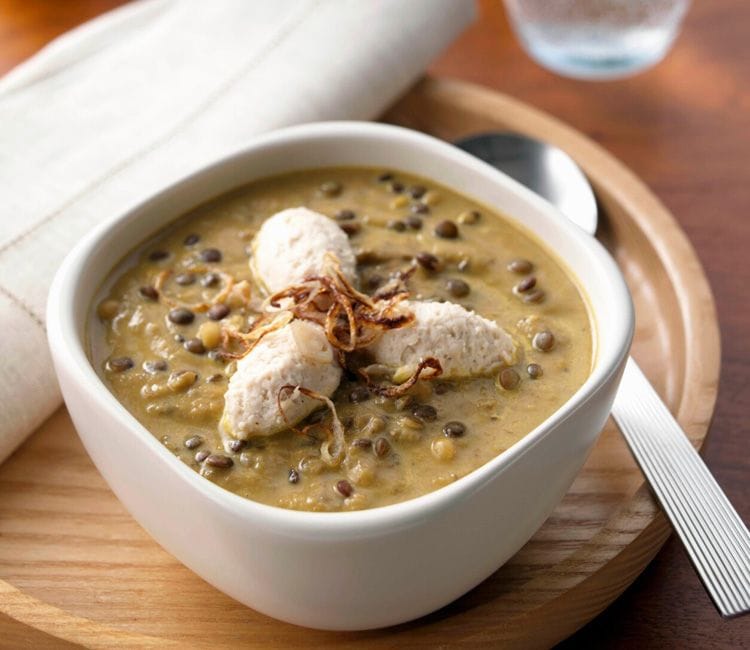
[503,0,691,80]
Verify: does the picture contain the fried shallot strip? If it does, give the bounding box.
[358,357,443,398]
[277,384,346,467]
[267,254,414,353]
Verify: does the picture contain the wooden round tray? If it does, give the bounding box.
[0,78,720,648]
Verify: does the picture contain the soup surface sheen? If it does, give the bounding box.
[90,168,593,512]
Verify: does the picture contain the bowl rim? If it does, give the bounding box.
[46,120,633,536]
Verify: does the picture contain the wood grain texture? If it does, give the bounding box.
[0,0,748,647]
[0,73,722,646]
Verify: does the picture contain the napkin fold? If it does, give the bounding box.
[0,0,475,463]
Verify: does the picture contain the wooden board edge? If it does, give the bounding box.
[0,582,171,649]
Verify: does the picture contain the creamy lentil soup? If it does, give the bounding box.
[89,168,593,512]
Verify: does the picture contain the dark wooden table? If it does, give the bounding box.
[1,0,748,647]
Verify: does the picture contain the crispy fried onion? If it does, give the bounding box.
[267,253,415,352]
[277,384,346,467]
[359,357,443,398]
[219,310,293,360]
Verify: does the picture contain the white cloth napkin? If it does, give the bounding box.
[0,0,475,463]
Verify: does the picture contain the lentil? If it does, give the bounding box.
[377,171,394,182]
[168,307,195,325]
[106,356,133,372]
[97,299,120,320]
[143,359,168,373]
[458,210,481,225]
[200,248,222,263]
[507,258,533,274]
[514,276,537,293]
[443,421,466,437]
[387,181,404,194]
[434,220,458,239]
[389,195,409,209]
[431,437,455,461]
[335,209,355,221]
[498,368,521,390]
[228,439,246,453]
[405,215,423,230]
[411,404,437,422]
[523,289,546,304]
[387,219,406,232]
[407,185,426,199]
[139,285,159,301]
[415,251,441,272]
[446,278,470,298]
[411,201,430,214]
[207,303,230,321]
[397,414,424,431]
[527,363,543,379]
[184,338,205,355]
[194,449,210,463]
[205,454,233,469]
[340,222,360,237]
[148,250,169,261]
[374,437,391,457]
[168,370,197,392]
[288,468,300,484]
[319,181,342,197]
[201,272,220,287]
[363,415,386,435]
[184,233,200,246]
[392,365,415,384]
[532,330,556,352]
[184,435,203,449]
[353,438,372,449]
[198,321,222,349]
[336,479,354,497]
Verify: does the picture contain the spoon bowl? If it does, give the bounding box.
[455,132,598,235]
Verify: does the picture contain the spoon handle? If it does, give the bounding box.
[612,357,750,618]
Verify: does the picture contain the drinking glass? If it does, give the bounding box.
[503,0,691,80]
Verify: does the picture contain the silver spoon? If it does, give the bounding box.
[456,132,750,618]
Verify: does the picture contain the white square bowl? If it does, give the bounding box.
[47,121,633,630]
